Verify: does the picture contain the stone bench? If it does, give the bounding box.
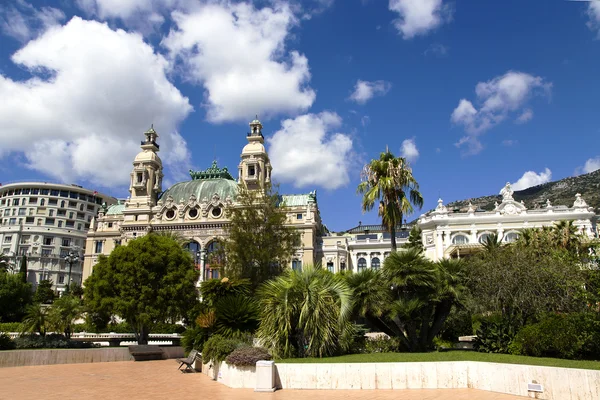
[128,345,164,361]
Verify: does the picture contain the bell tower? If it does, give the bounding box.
[128,125,163,208]
[238,117,272,191]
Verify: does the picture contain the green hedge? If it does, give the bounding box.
[202,334,246,363]
[0,322,23,333]
[510,313,600,360]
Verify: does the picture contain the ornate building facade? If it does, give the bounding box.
[82,119,322,283]
[318,182,597,271]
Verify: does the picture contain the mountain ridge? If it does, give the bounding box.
[444,169,600,213]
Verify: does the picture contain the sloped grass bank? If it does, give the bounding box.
[277,350,600,370]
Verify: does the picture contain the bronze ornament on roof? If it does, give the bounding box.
[189,161,234,181]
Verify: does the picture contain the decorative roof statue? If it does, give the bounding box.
[189,160,234,181]
[435,198,448,214]
[573,193,589,208]
[546,199,552,208]
[499,182,514,201]
[467,202,475,213]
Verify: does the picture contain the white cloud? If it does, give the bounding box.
[502,139,517,147]
[348,80,391,104]
[587,3,600,37]
[576,157,600,176]
[516,108,533,124]
[451,71,551,155]
[400,138,419,163]
[424,43,448,57]
[389,0,452,39]
[268,112,354,190]
[361,115,371,127]
[0,17,193,188]
[0,0,64,42]
[162,1,316,123]
[509,168,552,191]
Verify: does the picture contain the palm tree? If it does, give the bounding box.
[257,266,354,358]
[553,220,580,252]
[48,295,84,339]
[0,252,11,273]
[357,150,423,251]
[481,232,501,253]
[21,304,49,337]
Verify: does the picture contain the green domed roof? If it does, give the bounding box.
[160,178,239,203]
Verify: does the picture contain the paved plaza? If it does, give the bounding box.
[0,360,523,400]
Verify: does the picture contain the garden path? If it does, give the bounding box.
[0,359,522,400]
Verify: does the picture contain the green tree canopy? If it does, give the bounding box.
[48,294,84,339]
[0,271,33,322]
[33,280,55,304]
[0,252,11,273]
[84,234,199,344]
[466,237,587,331]
[220,185,300,287]
[358,150,423,251]
[19,256,28,283]
[403,225,424,253]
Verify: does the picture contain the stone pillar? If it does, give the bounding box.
[200,249,206,282]
[470,229,477,244]
[255,360,276,392]
[435,230,444,261]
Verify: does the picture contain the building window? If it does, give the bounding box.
[114,239,122,247]
[58,275,65,284]
[12,199,19,206]
[137,172,143,183]
[94,241,103,254]
[292,259,302,271]
[327,261,334,273]
[60,201,65,208]
[165,209,176,219]
[41,249,52,256]
[371,257,381,270]
[18,208,26,216]
[3,235,12,243]
[77,224,82,231]
[211,207,222,218]
[45,218,55,226]
[478,233,492,244]
[40,199,45,206]
[9,218,16,225]
[248,166,255,176]
[21,235,30,244]
[504,232,520,243]
[108,222,113,228]
[296,213,303,220]
[49,210,54,217]
[43,236,53,245]
[357,257,367,271]
[340,261,346,271]
[452,235,469,245]
[69,212,74,219]
[58,221,63,228]
[62,238,71,247]
[188,208,198,219]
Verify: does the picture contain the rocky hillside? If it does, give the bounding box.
[446,169,600,213]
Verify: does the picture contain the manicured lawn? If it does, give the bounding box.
[277,351,600,370]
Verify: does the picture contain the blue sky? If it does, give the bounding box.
[1,0,600,231]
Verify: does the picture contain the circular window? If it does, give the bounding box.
[211,207,222,218]
[165,209,175,219]
[188,208,198,218]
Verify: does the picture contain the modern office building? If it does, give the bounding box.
[0,182,116,293]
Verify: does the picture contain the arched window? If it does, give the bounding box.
[478,233,492,244]
[60,201,65,208]
[357,257,367,271]
[184,241,201,262]
[371,257,381,270]
[504,232,520,243]
[452,234,469,245]
[40,199,45,206]
[326,261,334,273]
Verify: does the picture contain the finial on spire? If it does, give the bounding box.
[248,116,263,138]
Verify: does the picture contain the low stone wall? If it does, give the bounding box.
[0,346,185,368]
[0,348,131,368]
[202,359,600,400]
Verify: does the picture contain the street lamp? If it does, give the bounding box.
[63,251,79,293]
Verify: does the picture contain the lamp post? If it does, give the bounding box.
[63,251,79,293]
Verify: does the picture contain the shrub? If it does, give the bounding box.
[202,334,245,363]
[0,333,16,350]
[440,309,473,342]
[363,336,401,354]
[225,346,272,367]
[182,326,210,353]
[474,315,515,354]
[13,333,98,349]
[0,322,23,333]
[509,313,600,359]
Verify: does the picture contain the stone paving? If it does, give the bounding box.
[0,360,523,400]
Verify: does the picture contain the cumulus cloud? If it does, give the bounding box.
[162,1,315,123]
[0,0,64,42]
[509,168,552,191]
[389,0,452,39]
[587,3,600,37]
[0,17,193,187]
[400,138,419,163]
[348,80,391,104]
[451,71,551,155]
[268,112,354,190]
[575,157,600,176]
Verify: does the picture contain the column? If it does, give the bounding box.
[436,230,444,260]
